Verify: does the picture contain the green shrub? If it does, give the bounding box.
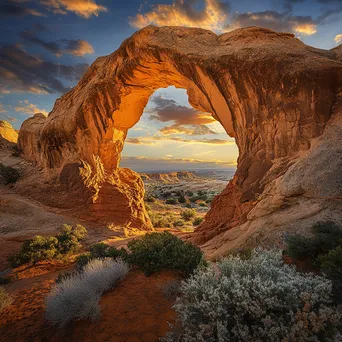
[187,191,193,197]
[76,242,128,270]
[166,198,177,205]
[145,195,156,203]
[178,195,186,203]
[164,249,341,342]
[319,246,342,280]
[127,231,206,276]
[180,209,195,221]
[0,163,21,184]
[198,202,207,207]
[173,219,185,227]
[150,213,173,228]
[8,224,87,268]
[0,287,13,312]
[285,221,342,261]
[192,217,203,226]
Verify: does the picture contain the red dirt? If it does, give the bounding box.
[0,268,180,342]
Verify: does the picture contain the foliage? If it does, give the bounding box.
[76,242,128,270]
[0,163,21,184]
[163,279,181,300]
[46,258,129,327]
[178,195,186,203]
[173,219,185,227]
[318,246,342,280]
[180,209,195,221]
[145,195,156,203]
[127,231,206,276]
[150,212,175,228]
[165,249,340,342]
[187,191,194,197]
[8,224,87,268]
[285,221,342,261]
[198,202,207,207]
[192,217,203,226]
[0,287,13,312]
[166,198,177,205]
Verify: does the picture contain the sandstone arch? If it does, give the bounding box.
[18,26,342,257]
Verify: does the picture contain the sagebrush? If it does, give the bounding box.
[0,287,13,312]
[46,258,129,327]
[165,249,340,342]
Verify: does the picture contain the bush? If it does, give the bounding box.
[163,279,181,300]
[187,191,193,197]
[127,231,206,276]
[0,163,20,184]
[285,221,342,261]
[166,198,177,205]
[8,224,87,268]
[145,195,156,203]
[319,246,342,280]
[180,209,195,221]
[173,219,185,227]
[165,249,340,342]
[0,287,13,312]
[76,243,128,270]
[192,217,203,226]
[198,202,207,207]
[150,213,174,228]
[46,258,129,327]
[178,195,186,204]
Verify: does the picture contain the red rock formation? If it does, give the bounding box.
[0,121,18,144]
[18,26,342,252]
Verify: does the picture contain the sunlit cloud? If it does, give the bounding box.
[126,136,234,145]
[130,0,318,37]
[0,103,7,113]
[130,0,229,32]
[335,33,342,44]
[40,0,107,18]
[13,100,49,116]
[160,124,218,135]
[0,1,44,17]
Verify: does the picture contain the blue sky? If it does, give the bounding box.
[0,0,341,171]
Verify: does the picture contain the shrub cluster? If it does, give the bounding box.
[166,198,177,205]
[0,287,13,312]
[46,258,129,327]
[285,221,342,301]
[8,224,87,268]
[164,249,341,342]
[127,231,206,276]
[0,163,21,184]
[180,209,195,221]
[192,217,203,226]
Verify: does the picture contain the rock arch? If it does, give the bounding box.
[18,26,342,257]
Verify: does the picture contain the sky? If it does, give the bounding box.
[0,0,341,171]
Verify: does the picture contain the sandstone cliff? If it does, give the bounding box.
[18,26,342,254]
[0,121,18,144]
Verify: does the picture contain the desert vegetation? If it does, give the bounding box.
[0,287,13,312]
[8,224,87,267]
[0,163,21,184]
[164,249,341,342]
[46,258,129,327]
[285,221,342,302]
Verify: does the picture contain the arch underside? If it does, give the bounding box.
[18,26,342,258]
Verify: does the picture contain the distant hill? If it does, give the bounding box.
[140,171,200,184]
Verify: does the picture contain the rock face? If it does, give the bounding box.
[0,121,18,144]
[140,171,200,184]
[18,26,342,253]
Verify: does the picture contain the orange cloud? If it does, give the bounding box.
[40,0,107,18]
[13,100,49,116]
[130,0,229,32]
[126,136,234,145]
[159,124,218,135]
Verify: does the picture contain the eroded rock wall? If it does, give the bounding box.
[18,26,342,250]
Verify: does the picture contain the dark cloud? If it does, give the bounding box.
[0,1,44,17]
[20,27,94,57]
[226,10,317,35]
[149,96,216,126]
[0,44,88,94]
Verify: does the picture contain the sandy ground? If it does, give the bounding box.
[0,264,180,342]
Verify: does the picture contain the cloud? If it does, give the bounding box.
[0,103,7,113]
[225,11,317,35]
[120,155,237,171]
[40,0,107,18]
[335,33,342,44]
[130,0,230,32]
[0,45,89,94]
[126,136,234,145]
[13,100,49,116]
[0,1,44,17]
[160,124,218,135]
[0,114,17,122]
[130,0,319,37]
[21,28,94,56]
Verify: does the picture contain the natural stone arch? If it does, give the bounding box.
[18,26,342,257]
